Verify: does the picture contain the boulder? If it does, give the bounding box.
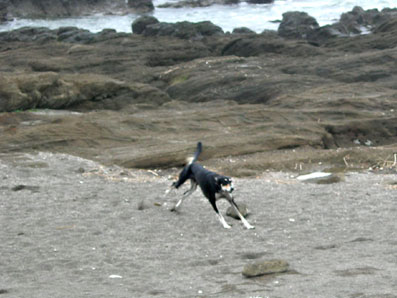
[141,20,224,39]
[232,27,256,35]
[226,203,249,219]
[278,11,319,39]
[132,16,160,34]
[127,0,154,12]
[242,259,290,277]
[306,25,344,46]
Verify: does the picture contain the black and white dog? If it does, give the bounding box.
[170,142,255,229]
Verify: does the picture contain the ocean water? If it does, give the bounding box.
[0,0,396,33]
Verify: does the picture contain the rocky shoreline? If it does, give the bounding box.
[0,6,397,173]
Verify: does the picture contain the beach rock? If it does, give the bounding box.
[306,25,343,46]
[278,11,319,39]
[0,72,170,112]
[0,26,56,43]
[221,34,321,57]
[145,42,211,66]
[232,27,256,34]
[0,0,9,23]
[132,16,160,34]
[374,17,397,33]
[246,0,273,3]
[127,0,154,12]
[141,20,224,39]
[0,26,127,44]
[242,259,290,277]
[334,6,397,35]
[158,0,238,8]
[3,0,148,19]
[226,203,249,219]
[307,7,397,45]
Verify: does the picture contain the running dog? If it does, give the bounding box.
[170,142,255,229]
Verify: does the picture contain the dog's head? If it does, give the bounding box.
[216,176,234,193]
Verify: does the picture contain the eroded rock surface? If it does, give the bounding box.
[0,8,396,172]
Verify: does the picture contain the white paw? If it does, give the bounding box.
[246,225,255,230]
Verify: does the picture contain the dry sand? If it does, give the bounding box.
[1,152,396,298]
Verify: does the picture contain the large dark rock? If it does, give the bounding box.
[278,11,319,39]
[306,25,344,46]
[0,0,9,23]
[158,0,238,8]
[221,34,321,57]
[2,0,153,19]
[127,0,154,12]
[0,26,56,43]
[0,26,127,44]
[232,27,256,35]
[132,16,160,34]
[140,20,224,39]
[374,16,397,33]
[308,6,397,46]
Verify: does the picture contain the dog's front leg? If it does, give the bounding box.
[217,213,232,229]
[209,198,231,229]
[226,194,255,230]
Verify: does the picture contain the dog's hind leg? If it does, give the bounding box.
[225,193,255,229]
[171,180,197,212]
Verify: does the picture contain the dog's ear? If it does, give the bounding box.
[215,176,228,185]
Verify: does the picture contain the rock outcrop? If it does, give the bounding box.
[275,6,397,46]
[157,0,270,9]
[0,0,9,23]
[0,72,170,112]
[0,6,397,172]
[278,11,319,39]
[2,0,154,19]
[132,16,224,39]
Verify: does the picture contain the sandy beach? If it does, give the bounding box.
[1,152,396,297]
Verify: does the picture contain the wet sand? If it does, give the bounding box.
[1,152,396,297]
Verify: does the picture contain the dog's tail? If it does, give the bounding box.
[186,142,202,165]
[172,142,202,189]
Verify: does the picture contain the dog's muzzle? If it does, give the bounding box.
[221,184,234,193]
